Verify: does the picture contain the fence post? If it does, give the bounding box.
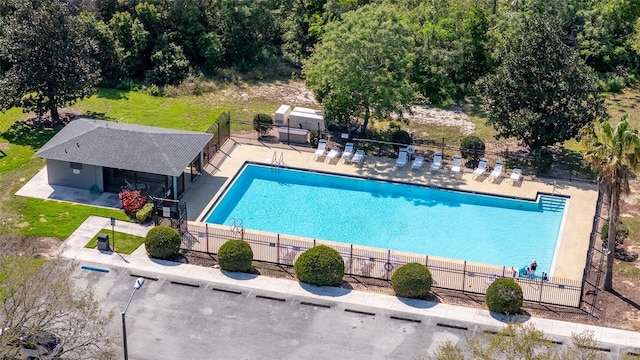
[441,137,445,156]
[349,244,353,275]
[462,261,467,293]
[386,250,391,281]
[538,279,544,304]
[277,234,280,264]
[217,122,221,149]
[206,223,209,253]
[502,266,505,278]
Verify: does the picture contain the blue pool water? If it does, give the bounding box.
[205,164,566,274]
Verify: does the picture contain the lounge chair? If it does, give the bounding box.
[351,149,364,166]
[489,161,504,182]
[314,139,327,160]
[395,149,408,168]
[341,142,355,163]
[430,153,443,172]
[325,146,341,163]
[510,168,523,185]
[472,158,488,179]
[450,155,462,176]
[411,156,424,170]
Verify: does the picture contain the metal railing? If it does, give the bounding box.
[182,222,582,308]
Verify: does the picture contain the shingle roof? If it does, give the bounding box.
[35,118,213,177]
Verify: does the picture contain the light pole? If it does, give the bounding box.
[122,277,145,360]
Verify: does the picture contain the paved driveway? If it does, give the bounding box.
[73,262,630,360]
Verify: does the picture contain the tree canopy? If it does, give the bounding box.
[303,3,417,131]
[0,0,100,121]
[476,14,607,149]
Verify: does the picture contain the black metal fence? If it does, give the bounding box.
[203,112,231,165]
[334,136,595,183]
[182,222,583,308]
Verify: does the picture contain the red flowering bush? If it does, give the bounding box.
[119,189,147,214]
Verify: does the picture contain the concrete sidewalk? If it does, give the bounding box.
[60,216,640,351]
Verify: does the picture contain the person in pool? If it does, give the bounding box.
[530,259,537,272]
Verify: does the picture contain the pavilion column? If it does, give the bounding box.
[172,176,178,200]
[199,151,204,172]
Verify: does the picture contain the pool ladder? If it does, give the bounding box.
[230,218,244,238]
[271,151,286,173]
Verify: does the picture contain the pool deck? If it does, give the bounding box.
[181,138,599,282]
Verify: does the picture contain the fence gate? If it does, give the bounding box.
[152,197,188,233]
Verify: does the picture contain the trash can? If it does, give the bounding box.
[97,233,110,251]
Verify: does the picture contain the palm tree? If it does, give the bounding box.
[582,115,640,291]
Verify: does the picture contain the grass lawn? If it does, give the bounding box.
[85,228,146,254]
[622,216,640,244]
[18,198,130,239]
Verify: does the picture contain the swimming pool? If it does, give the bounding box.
[205,164,567,275]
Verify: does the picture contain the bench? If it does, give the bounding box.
[0,143,8,156]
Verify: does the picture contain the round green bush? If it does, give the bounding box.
[145,226,181,260]
[391,263,433,299]
[253,113,274,137]
[294,245,344,286]
[218,239,254,273]
[460,135,485,163]
[485,278,523,314]
[390,129,412,145]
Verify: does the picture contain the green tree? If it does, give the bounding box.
[109,11,149,80]
[303,3,417,132]
[577,0,640,73]
[633,17,640,55]
[476,14,607,149]
[0,235,116,359]
[582,115,640,291]
[0,0,100,121]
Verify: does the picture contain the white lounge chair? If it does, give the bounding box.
[472,158,488,179]
[489,161,504,182]
[396,149,408,168]
[351,149,364,166]
[325,146,341,163]
[411,156,424,170]
[510,168,523,185]
[430,153,443,172]
[450,155,462,176]
[314,139,327,160]
[341,143,355,163]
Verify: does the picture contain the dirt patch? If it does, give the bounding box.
[0,234,61,259]
[217,81,477,135]
[409,105,475,134]
[216,81,321,108]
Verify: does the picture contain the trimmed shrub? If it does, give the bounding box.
[136,203,154,222]
[485,278,523,314]
[460,135,485,164]
[218,239,254,273]
[390,128,412,145]
[145,226,181,260]
[391,263,433,299]
[294,245,344,286]
[119,189,147,214]
[253,113,274,137]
